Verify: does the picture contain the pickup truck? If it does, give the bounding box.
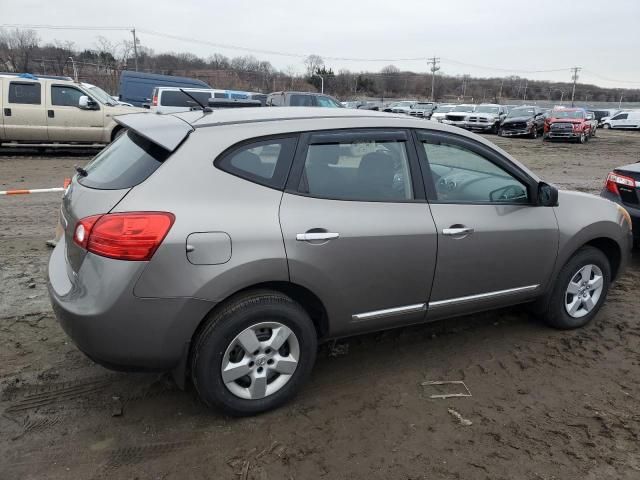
[463,104,508,134]
[0,73,143,146]
[543,108,592,143]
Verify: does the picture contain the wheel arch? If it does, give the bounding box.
[583,236,622,280]
[110,124,124,142]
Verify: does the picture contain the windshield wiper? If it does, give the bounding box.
[75,165,88,177]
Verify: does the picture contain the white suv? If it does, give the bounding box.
[0,74,143,146]
[150,87,230,114]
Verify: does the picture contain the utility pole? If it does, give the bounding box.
[461,74,469,98]
[618,92,623,109]
[427,56,440,101]
[523,80,528,101]
[131,27,139,71]
[498,78,504,102]
[314,73,324,93]
[570,66,581,107]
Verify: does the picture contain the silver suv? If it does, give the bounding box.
[48,108,632,415]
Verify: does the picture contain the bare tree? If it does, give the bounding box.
[0,28,40,72]
[304,54,324,77]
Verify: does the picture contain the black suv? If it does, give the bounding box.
[266,91,343,107]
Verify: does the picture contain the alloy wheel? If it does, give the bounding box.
[221,322,300,400]
[564,264,604,318]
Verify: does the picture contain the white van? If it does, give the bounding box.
[0,74,144,146]
[150,87,230,114]
[602,111,640,130]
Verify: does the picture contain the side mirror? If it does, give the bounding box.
[78,96,98,110]
[538,182,559,207]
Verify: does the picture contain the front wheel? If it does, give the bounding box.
[538,246,611,329]
[191,290,317,416]
[603,123,611,129]
[578,132,587,144]
[530,126,538,139]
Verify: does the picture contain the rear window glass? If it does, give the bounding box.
[78,131,170,190]
[160,90,212,107]
[216,136,298,189]
[9,82,41,104]
[289,94,314,107]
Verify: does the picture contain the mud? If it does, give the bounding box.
[1,131,640,479]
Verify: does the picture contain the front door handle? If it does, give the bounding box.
[3,108,10,117]
[442,226,474,236]
[48,109,55,118]
[296,232,340,242]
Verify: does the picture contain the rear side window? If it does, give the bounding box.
[289,94,314,107]
[300,140,413,202]
[160,90,212,107]
[9,82,41,104]
[78,131,170,190]
[216,136,298,189]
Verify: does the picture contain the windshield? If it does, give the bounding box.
[87,85,117,106]
[412,103,433,109]
[434,105,454,113]
[476,106,500,114]
[507,108,535,118]
[453,105,474,112]
[550,110,584,119]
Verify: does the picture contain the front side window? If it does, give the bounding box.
[216,137,298,189]
[300,140,413,202]
[421,140,528,204]
[52,86,86,107]
[289,94,314,107]
[8,82,41,104]
[612,114,628,120]
[316,95,342,108]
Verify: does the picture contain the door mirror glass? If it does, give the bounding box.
[537,182,559,206]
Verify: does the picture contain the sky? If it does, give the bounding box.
[2,0,640,88]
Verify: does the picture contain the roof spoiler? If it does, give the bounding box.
[114,113,194,152]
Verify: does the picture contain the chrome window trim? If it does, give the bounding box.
[352,303,427,322]
[428,285,539,308]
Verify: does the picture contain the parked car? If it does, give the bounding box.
[118,70,211,107]
[48,107,631,415]
[150,87,229,114]
[249,93,268,106]
[0,73,144,146]
[390,100,418,114]
[430,104,456,122]
[409,102,436,119]
[589,109,619,127]
[464,104,508,134]
[601,164,640,247]
[602,111,640,130]
[341,101,366,109]
[543,108,592,143]
[266,91,343,107]
[441,104,475,128]
[499,106,545,138]
[585,111,598,137]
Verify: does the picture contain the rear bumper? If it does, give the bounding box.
[600,190,640,241]
[47,237,214,371]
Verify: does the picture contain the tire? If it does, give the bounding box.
[538,246,611,330]
[190,290,317,416]
[603,123,611,129]
[498,129,504,137]
[491,123,499,134]
[578,132,587,144]
[530,126,538,139]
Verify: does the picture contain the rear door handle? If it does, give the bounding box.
[442,227,474,236]
[296,232,340,242]
[48,109,55,118]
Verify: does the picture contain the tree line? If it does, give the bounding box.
[1,28,639,103]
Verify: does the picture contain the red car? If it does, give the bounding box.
[543,108,592,143]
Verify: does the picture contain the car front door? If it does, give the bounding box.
[610,113,628,129]
[3,80,47,141]
[279,129,438,337]
[415,130,559,320]
[47,84,105,142]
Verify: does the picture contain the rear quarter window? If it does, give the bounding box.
[215,136,298,189]
[78,131,170,190]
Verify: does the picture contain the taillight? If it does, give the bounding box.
[606,172,636,196]
[73,212,175,261]
[152,95,158,106]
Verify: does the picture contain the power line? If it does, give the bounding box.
[0,23,130,31]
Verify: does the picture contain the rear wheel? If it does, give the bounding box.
[538,246,611,329]
[191,290,317,416]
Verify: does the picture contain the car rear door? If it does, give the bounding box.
[3,79,47,141]
[279,129,438,337]
[47,83,105,142]
[415,130,558,320]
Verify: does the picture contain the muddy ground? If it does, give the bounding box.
[1,131,640,479]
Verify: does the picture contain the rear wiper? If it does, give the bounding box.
[179,89,212,112]
[75,165,88,177]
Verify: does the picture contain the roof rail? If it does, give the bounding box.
[0,72,74,81]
